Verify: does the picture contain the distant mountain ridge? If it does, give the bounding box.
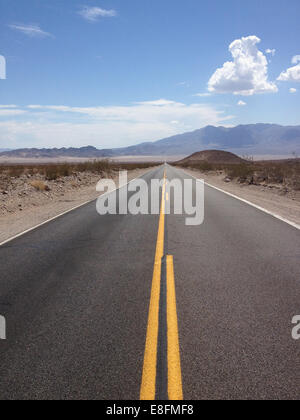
[1,124,300,158]
[0,146,105,158]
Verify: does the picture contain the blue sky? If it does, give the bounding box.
[0,0,299,150]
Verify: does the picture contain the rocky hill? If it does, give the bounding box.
[177,150,246,165]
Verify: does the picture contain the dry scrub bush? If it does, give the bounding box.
[31,180,48,191]
[1,160,158,182]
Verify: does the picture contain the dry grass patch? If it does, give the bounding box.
[0,160,158,181]
[30,180,49,191]
[175,159,300,190]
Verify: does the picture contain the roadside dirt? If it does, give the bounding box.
[0,168,151,243]
[184,168,300,227]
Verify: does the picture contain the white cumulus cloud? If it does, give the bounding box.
[277,62,300,82]
[291,55,300,65]
[78,7,117,22]
[290,88,297,93]
[237,100,247,106]
[208,36,278,96]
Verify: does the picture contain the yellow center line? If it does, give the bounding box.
[140,172,166,400]
[140,169,183,400]
[166,255,183,400]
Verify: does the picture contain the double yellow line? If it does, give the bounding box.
[140,171,183,400]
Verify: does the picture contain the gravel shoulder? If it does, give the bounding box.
[184,168,300,227]
[0,168,151,244]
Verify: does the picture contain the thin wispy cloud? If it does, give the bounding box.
[0,105,17,109]
[0,109,27,117]
[177,81,190,88]
[25,101,232,126]
[194,93,212,97]
[8,23,53,38]
[135,99,179,106]
[78,6,117,22]
[265,49,276,57]
[0,100,234,149]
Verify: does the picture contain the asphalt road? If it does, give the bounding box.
[0,165,299,400]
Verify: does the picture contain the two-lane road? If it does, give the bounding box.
[0,165,299,400]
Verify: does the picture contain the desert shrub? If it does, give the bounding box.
[193,162,214,172]
[45,165,59,180]
[289,178,300,190]
[173,161,213,171]
[40,159,158,179]
[8,166,24,178]
[59,164,71,177]
[90,159,112,174]
[44,163,71,180]
[265,166,284,184]
[31,180,48,191]
[0,160,158,183]
[225,164,254,180]
[74,159,113,174]
[175,158,300,189]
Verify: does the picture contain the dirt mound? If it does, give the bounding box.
[178,150,246,165]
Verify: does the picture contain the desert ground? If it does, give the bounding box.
[0,155,180,164]
[0,162,155,243]
[175,150,300,224]
[1,155,300,244]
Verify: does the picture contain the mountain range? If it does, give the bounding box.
[1,124,299,158]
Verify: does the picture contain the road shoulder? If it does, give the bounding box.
[183,167,300,227]
[0,168,151,244]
